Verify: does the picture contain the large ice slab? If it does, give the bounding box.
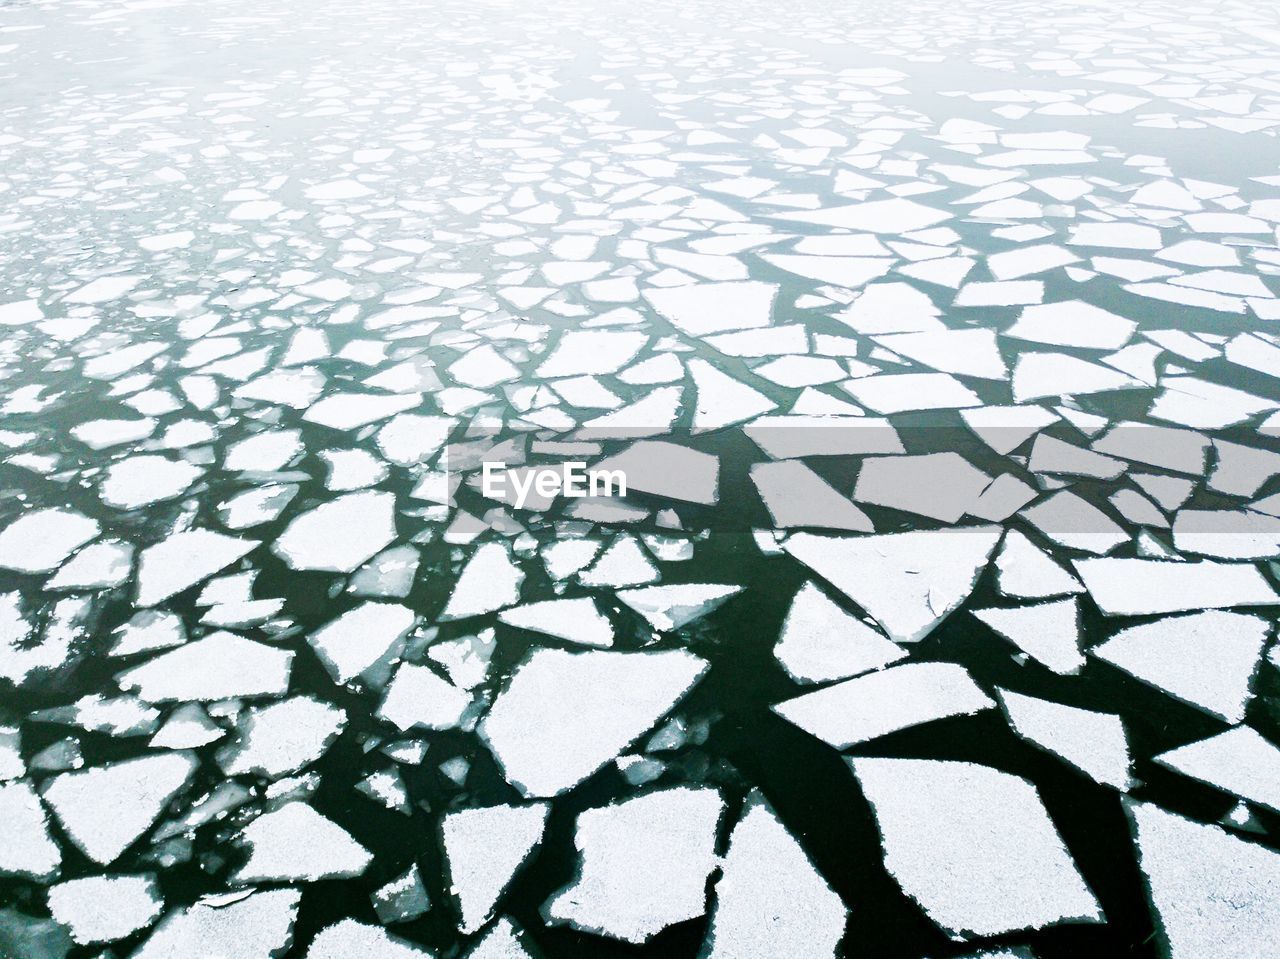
[0,781,60,881]
[544,786,724,943]
[702,791,847,959]
[273,490,397,572]
[236,802,372,882]
[479,648,707,796]
[443,803,549,934]
[774,581,907,684]
[1074,558,1279,616]
[1129,801,1280,959]
[784,527,1001,642]
[136,530,257,606]
[851,758,1102,938]
[134,889,301,959]
[118,632,293,702]
[775,661,993,748]
[1091,610,1268,722]
[41,753,198,864]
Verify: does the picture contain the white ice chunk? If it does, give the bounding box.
[479,648,707,797]
[615,583,742,631]
[441,543,524,620]
[309,602,415,684]
[101,456,202,509]
[498,598,613,647]
[136,529,257,606]
[1005,301,1135,350]
[872,329,1007,380]
[118,632,293,702]
[752,460,873,531]
[643,281,776,335]
[851,758,1102,938]
[994,530,1083,599]
[443,803,549,934]
[998,690,1132,789]
[774,581,907,684]
[1129,801,1280,959]
[236,802,371,882]
[0,781,60,881]
[41,753,198,864]
[1074,559,1279,617]
[854,452,990,523]
[378,663,471,731]
[0,508,98,573]
[218,696,346,778]
[784,527,1001,643]
[306,919,432,958]
[1155,726,1280,814]
[702,791,846,959]
[773,198,950,234]
[134,889,300,959]
[775,661,993,748]
[47,874,163,944]
[545,786,724,943]
[1092,610,1268,722]
[973,599,1084,675]
[273,490,396,572]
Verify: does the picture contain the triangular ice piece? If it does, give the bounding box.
[784,527,1001,642]
[1092,610,1268,722]
[443,803,549,934]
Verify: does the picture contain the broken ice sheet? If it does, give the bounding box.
[702,790,847,959]
[776,661,993,748]
[443,802,549,934]
[544,786,724,943]
[1129,801,1280,959]
[851,758,1103,939]
[784,527,1001,643]
[46,874,163,945]
[478,648,707,797]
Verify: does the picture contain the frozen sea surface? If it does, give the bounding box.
[3,0,1280,956]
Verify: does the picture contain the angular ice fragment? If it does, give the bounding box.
[441,543,523,620]
[0,508,98,574]
[615,583,742,631]
[752,460,873,532]
[119,631,292,702]
[309,602,415,684]
[973,599,1084,675]
[306,919,432,958]
[1155,726,1280,813]
[774,582,906,684]
[498,597,613,647]
[643,281,776,335]
[217,696,346,778]
[1128,801,1280,959]
[41,753,198,864]
[47,874,163,944]
[463,917,533,959]
[479,648,707,796]
[136,529,257,606]
[134,888,300,959]
[854,452,990,523]
[1005,301,1135,350]
[236,802,371,882]
[1074,558,1279,616]
[592,440,719,505]
[1092,610,1268,722]
[703,791,846,959]
[784,527,1001,642]
[545,786,724,943]
[0,781,60,881]
[998,689,1132,789]
[443,803,549,934]
[851,758,1102,938]
[101,456,202,509]
[775,661,993,748]
[304,392,421,430]
[378,663,471,731]
[273,491,396,572]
